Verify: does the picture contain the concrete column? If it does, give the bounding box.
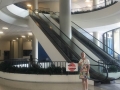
[32,35,38,61]
[18,38,23,58]
[59,0,72,39]
[93,32,100,46]
[34,0,38,9]
[10,40,14,59]
[93,0,98,9]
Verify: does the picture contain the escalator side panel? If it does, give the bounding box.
[72,37,100,65]
[29,16,66,62]
[44,14,100,64]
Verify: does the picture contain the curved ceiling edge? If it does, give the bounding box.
[0,10,28,27]
[7,4,29,18]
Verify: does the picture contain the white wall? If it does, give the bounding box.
[23,41,32,50]
[0,40,32,59]
[0,41,10,60]
[0,71,94,85]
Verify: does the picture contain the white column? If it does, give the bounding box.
[114,30,120,54]
[32,35,38,61]
[10,40,14,59]
[33,0,38,14]
[18,38,23,58]
[93,32,100,46]
[93,0,98,9]
[59,0,71,39]
[34,0,38,9]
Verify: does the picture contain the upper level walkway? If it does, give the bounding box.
[0,0,120,34]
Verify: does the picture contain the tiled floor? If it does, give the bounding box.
[0,78,120,90]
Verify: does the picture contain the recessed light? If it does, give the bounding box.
[21,36,26,38]
[27,4,32,7]
[2,27,8,30]
[28,32,32,35]
[16,38,18,40]
[13,40,16,41]
[0,31,3,34]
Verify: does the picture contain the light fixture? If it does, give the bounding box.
[0,31,3,34]
[2,27,8,30]
[16,38,18,40]
[27,4,32,7]
[35,11,38,14]
[28,32,32,36]
[21,36,26,38]
[13,40,16,41]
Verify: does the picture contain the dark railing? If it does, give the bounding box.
[98,60,120,73]
[14,0,117,15]
[0,59,108,81]
[71,22,120,62]
[71,0,117,14]
[31,11,80,63]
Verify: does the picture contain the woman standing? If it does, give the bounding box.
[78,52,90,90]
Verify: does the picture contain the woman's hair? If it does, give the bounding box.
[81,52,85,55]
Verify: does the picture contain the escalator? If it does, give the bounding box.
[45,12,120,80]
[46,12,120,70]
[29,10,115,83]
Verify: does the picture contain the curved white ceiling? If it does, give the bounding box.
[0,9,28,27]
[0,0,120,40]
[72,2,120,28]
[7,4,28,18]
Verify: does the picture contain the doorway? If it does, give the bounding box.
[4,51,10,60]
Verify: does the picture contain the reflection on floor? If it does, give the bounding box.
[0,78,120,90]
[98,80,120,90]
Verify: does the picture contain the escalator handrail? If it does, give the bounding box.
[50,11,120,59]
[71,21,120,60]
[34,10,119,59]
[36,11,80,61]
[89,64,108,81]
[41,11,112,65]
[36,10,109,65]
[31,13,71,61]
[50,12,120,68]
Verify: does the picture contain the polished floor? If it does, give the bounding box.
[0,78,120,90]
